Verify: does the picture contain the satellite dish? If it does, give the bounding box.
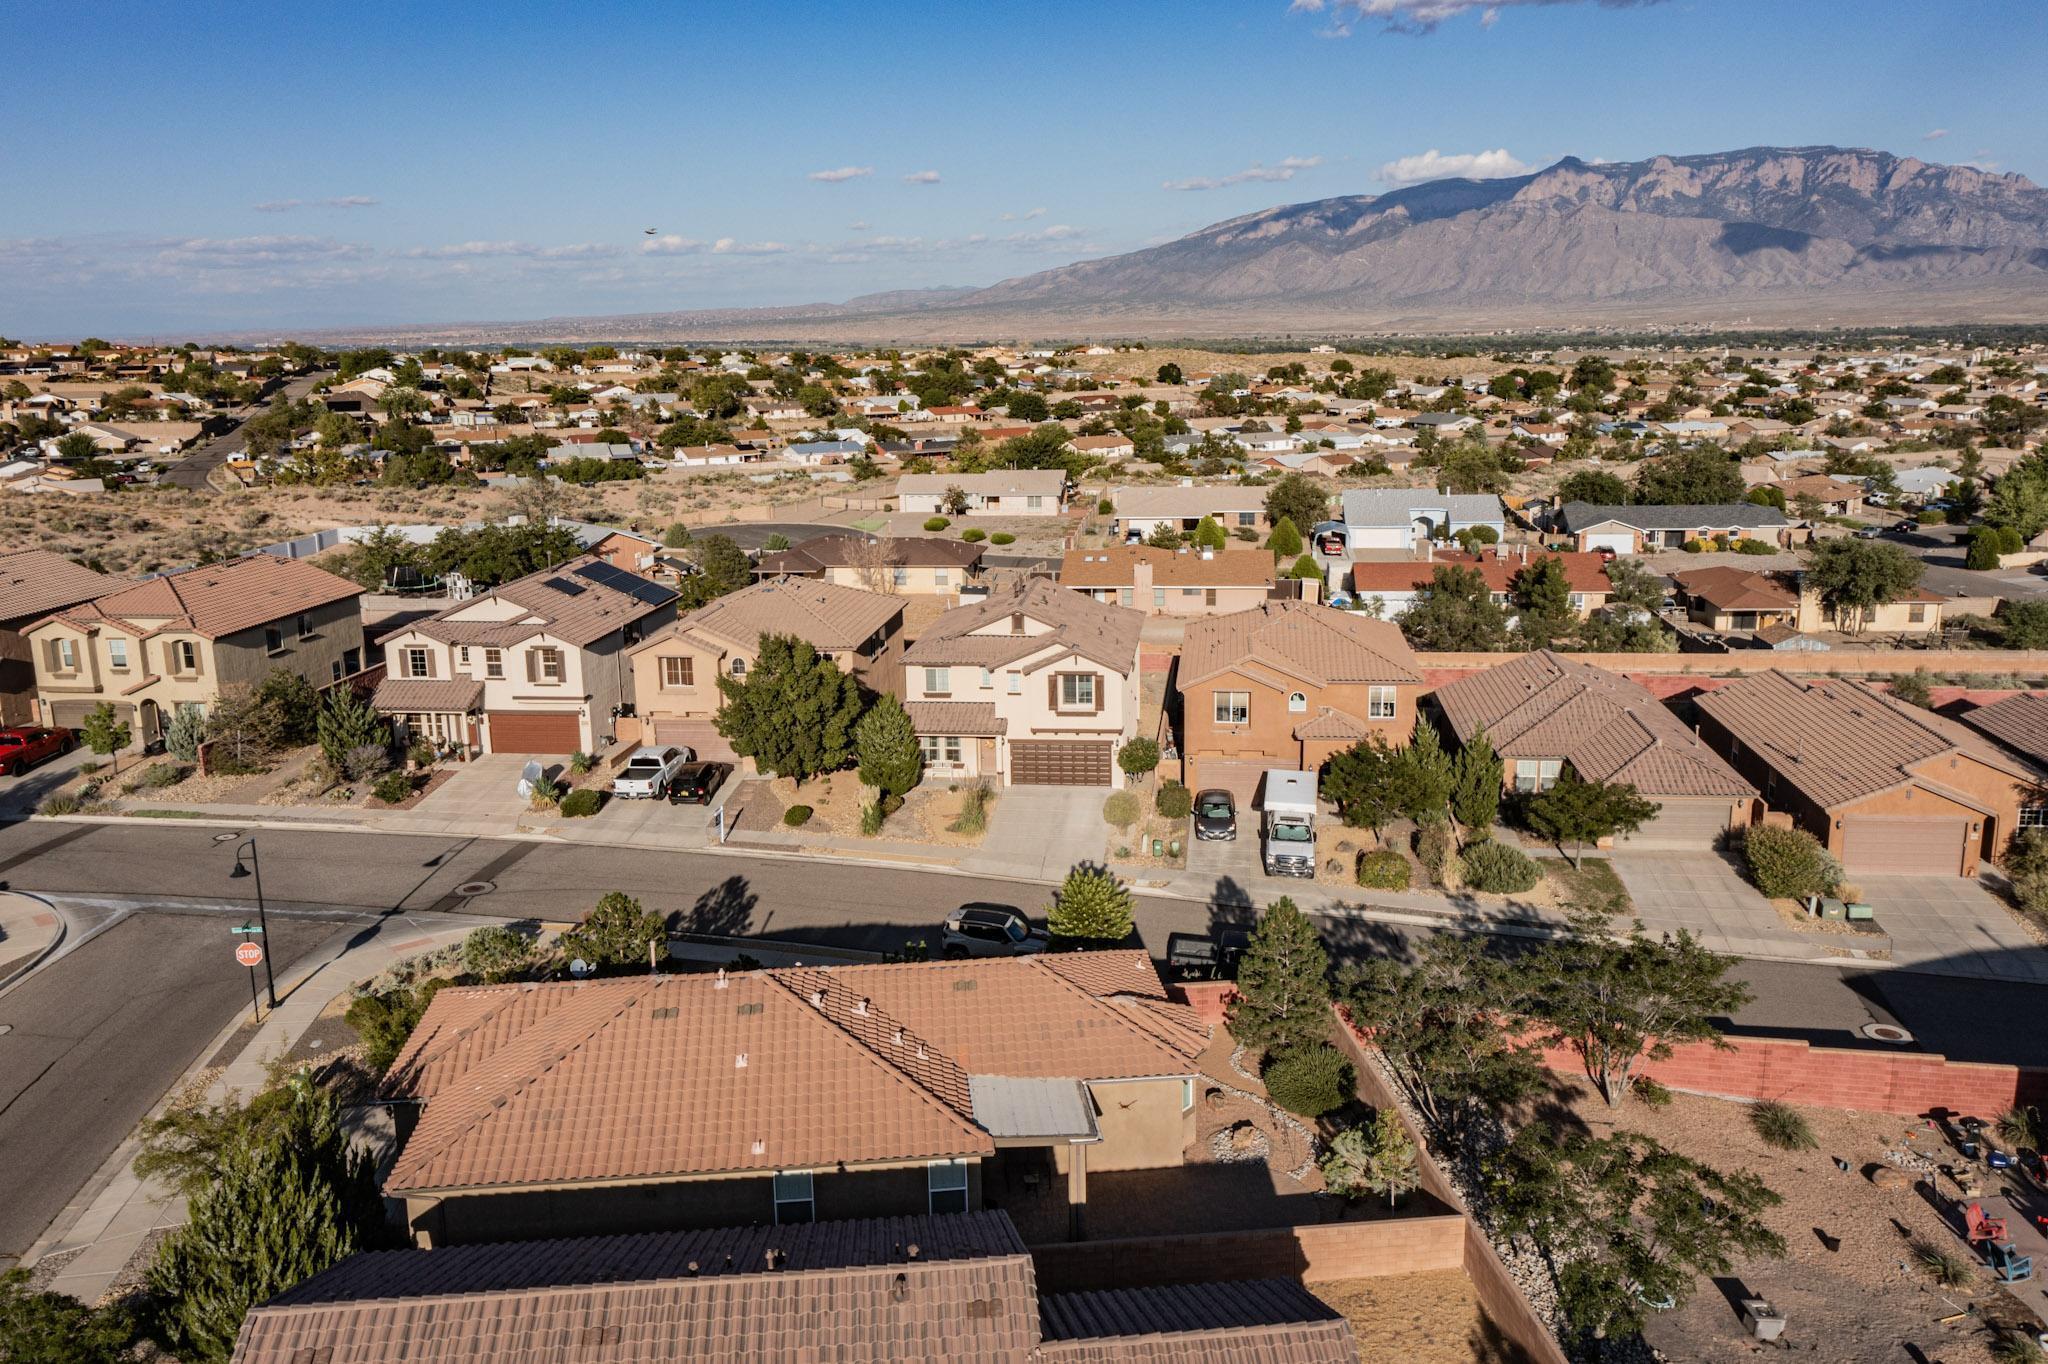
[569,958,594,977]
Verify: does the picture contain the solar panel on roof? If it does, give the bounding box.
[542,576,585,595]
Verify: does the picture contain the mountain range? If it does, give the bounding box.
[304,146,2048,344]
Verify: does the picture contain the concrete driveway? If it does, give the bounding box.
[1609,852,1815,958]
[384,755,541,833]
[1853,875,2048,981]
[961,785,1110,881]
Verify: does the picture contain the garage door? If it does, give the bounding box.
[1009,739,1113,786]
[1584,531,1635,555]
[1618,798,1737,851]
[1840,815,1969,877]
[485,711,582,755]
[651,719,739,764]
[1189,758,1269,805]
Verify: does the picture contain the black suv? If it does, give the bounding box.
[1193,788,1237,841]
[665,761,732,804]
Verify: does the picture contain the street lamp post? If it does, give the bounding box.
[229,837,278,1008]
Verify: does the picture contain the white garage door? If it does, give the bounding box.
[1584,531,1635,555]
[1840,815,1969,877]
[1618,798,1737,851]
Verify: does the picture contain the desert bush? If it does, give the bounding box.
[568,751,594,775]
[1415,820,1455,885]
[859,801,885,836]
[372,770,414,805]
[1154,781,1193,819]
[961,528,987,543]
[77,760,101,776]
[1734,538,1775,555]
[1103,790,1140,829]
[1261,1044,1354,1119]
[1915,1242,1973,1287]
[783,803,813,827]
[1742,824,1841,899]
[462,925,536,983]
[559,788,601,818]
[1681,538,1706,553]
[141,761,188,789]
[1632,1076,1674,1107]
[1097,498,1114,515]
[1356,848,1412,890]
[1749,1100,1817,1150]
[950,783,990,835]
[990,532,1015,545]
[344,743,391,781]
[923,517,950,531]
[38,794,82,816]
[1117,737,1161,776]
[1458,839,1540,894]
[2006,830,2048,916]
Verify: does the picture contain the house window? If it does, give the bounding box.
[175,640,198,673]
[1215,690,1250,726]
[893,567,909,588]
[1368,686,1397,720]
[1288,691,1307,713]
[106,639,127,670]
[1006,671,1021,695]
[404,646,431,679]
[1009,613,1025,635]
[1058,673,1096,708]
[534,648,564,683]
[935,568,949,588]
[1118,587,1132,607]
[928,1159,969,1215]
[1513,758,1563,793]
[663,657,694,688]
[331,659,345,682]
[772,1170,814,1225]
[296,613,313,640]
[54,638,77,671]
[1568,594,1585,612]
[1182,588,1200,598]
[342,647,360,676]
[1205,588,1218,607]
[920,735,963,765]
[1153,588,1166,608]
[1908,604,1927,624]
[979,668,992,689]
[924,667,950,695]
[730,657,747,678]
[265,626,284,653]
[1238,512,1256,527]
[484,647,504,679]
[2021,806,2048,829]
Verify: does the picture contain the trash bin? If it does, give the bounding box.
[1151,838,1163,858]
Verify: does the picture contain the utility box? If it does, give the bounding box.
[1740,1299,1785,1342]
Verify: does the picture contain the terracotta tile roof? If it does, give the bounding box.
[371,677,484,714]
[43,555,358,640]
[1180,601,1420,689]
[756,533,985,575]
[401,556,674,650]
[380,954,1205,1196]
[666,577,902,653]
[0,549,123,625]
[1962,691,2048,767]
[1349,549,1610,598]
[1432,650,1754,799]
[1292,705,1372,741]
[1059,546,1275,590]
[233,1214,1039,1364]
[1037,1279,1356,1363]
[1695,670,2037,812]
[908,701,1007,736]
[907,579,1142,676]
[1670,566,1798,612]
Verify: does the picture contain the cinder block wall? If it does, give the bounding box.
[1028,1216,1464,1294]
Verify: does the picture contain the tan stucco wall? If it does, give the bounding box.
[1080,1077,1194,1173]
[1181,671,1418,773]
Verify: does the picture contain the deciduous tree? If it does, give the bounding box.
[1522,767,1661,868]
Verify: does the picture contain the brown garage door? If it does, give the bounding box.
[651,718,739,764]
[1618,798,1737,851]
[1189,758,1269,805]
[485,711,582,755]
[1010,739,1113,786]
[1840,815,1969,877]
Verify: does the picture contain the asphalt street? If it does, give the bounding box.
[159,369,332,493]
[2,817,2046,1266]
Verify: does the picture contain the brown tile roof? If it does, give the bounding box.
[908,701,1007,736]
[0,549,123,625]
[907,579,1143,676]
[1349,549,1610,597]
[1179,601,1420,690]
[371,677,483,714]
[1695,671,2037,812]
[1432,650,1754,799]
[757,533,986,575]
[381,954,1204,1196]
[667,577,903,653]
[233,1214,1039,1364]
[1037,1279,1356,1363]
[397,556,675,650]
[1059,546,1275,590]
[1670,566,1798,612]
[1292,706,1372,741]
[1962,691,2048,767]
[44,555,358,640]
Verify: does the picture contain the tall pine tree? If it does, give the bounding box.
[1227,896,1331,1060]
[1450,725,1502,838]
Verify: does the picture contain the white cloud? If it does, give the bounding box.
[999,207,1047,222]
[1006,224,1085,244]
[253,196,379,212]
[158,235,373,263]
[253,200,302,213]
[847,220,872,231]
[1292,0,1670,36]
[1965,150,2001,172]
[398,240,618,260]
[902,170,942,184]
[1924,128,1950,141]
[327,195,379,208]
[808,165,873,182]
[1376,147,1532,186]
[1163,155,1322,191]
[710,238,791,255]
[641,234,707,255]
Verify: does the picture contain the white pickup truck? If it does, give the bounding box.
[611,745,692,799]
[1259,769,1318,878]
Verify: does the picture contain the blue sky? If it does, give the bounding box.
[3,0,2043,337]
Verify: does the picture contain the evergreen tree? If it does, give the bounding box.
[1191,515,1228,550]
[1263,473,1326,537]
[1322,734,1401,836]
[1511,557,1575,649]
[1388,718,1453,824]
[855,694,923,798]
[1449,726,1501,837]
[316,684,388,773]
[0,1267,135,1364]
[1395,565,1510,651]
[561,891,668,971]
[1226,897,1331,1060]
[1524,767,1662,868]
[165,704,208,762]
[714,634,864,781]
[1046,867,1134,943]
[1265,515,1304,560]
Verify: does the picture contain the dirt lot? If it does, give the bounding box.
[1550,1082,2044,1364]
[1075,347,1514,387]
[1317,1271,1532,1364]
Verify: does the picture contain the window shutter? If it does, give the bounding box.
[1047,674,1057,709]
[526,650,538,683]
[1092,674,1103,714]
[425,650,436,679]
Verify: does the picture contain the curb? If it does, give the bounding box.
[0,889,67,997]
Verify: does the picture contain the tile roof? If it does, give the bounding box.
[1292,706,1372,741]
[756,533,985,575]
[1695,670,2038,812]
[398,556,675,650]
[670,577,902,653]
[908,701,1007,736]
[1349,548,1610,597]
[906,579,1143,676]
[1037,1280,1356,1364]
[1670,566,1799,612]
[1179,601,1421,689]
[380,954,1205,1196]
[0,549,123,625]
[45,554,359,640]
[1961,691,2048,767]
[1432,650,1755,799]
[1059,546,1275,590]
[371,677,484,714]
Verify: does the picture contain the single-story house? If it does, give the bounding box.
[1108,485,1270,541]
[1336,488,1507,554]
[898,470,1066,517]
[754,534,986,596]
[1348,547,1611,618]
[1059,545,1274,616]
[1553,501,1794,554]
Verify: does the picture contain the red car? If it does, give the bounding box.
[0,726,75,776]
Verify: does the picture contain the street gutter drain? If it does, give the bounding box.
[455,881,496,897]
[1860,1022,1914,1045]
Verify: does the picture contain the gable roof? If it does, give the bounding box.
[390,555,675,650]
[40,554,358,640]
[756,533,985,576]
[1060,546,1275,591]
[1432,651,1755,799]
[1340,488,1504,529]
[1349,548,1610,597]
[659,577,902,654]
[1557,501,1789,532]
[1670,565,1799,612]
[0,548,124,625]
[1961,691,2048,768]
[380,953,1204,1196]
[1695,670,2039,812]
[1179,601,1421,690]
[1110,485,1268,519]
[906,578,1143,675]
[898,470,1065,498]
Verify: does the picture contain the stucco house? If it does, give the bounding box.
[898,470,1067,517]
[903,579,1143,786]
[25,555,364,746]
[753,534,985,597]
[1058,545,1274,616]
[627,577,905,761]
[1107,485,1270,542]
[1176,600,1423,801]
[1554,501,1793,554]
[1672,566,1944,638]
[0,549,125,726]
[1347,546,1611,618]
[1336,488,1507,554]
[371,556,677,755]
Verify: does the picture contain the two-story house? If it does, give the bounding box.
[25,555,364,747]
[1058,545,1275,616]
[627,578,905,761]
[1176,600,1423,801]
[0,549,126,726]
[903,579,1143,786]
[371,556,677,755]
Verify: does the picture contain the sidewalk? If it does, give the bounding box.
[0,889,66,987]
[26,915,479,1305]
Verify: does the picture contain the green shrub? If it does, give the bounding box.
[1414,820,1455,885]
[1232,526,1259,542]
[1991,1331,2047,1364]
[37,794,82,816]
[1097,498,1115,515]
[1457,839,1540,894]
[949,782,991,835]
[1734,538,1776,555]
[1681,538,1706,553]
[1742,823,1841,898]
[528,777,563,807]
[568,750,594,775]
[1261,1044,1354,1118]
[372,770,415,805]
[1117,737,1161,776]
[961,528,987,543]
[1917,508,1947,525]
[1103,790,1140,829]
[559,788,602,818]
[990,532,1016,545]
[462,925,536,983]
[783,803,814,827]
[1356,848,1412,890]
[142,762,188,789]
[923,517,950,531]
[1749,1100,1817,1150]
[1916,1242,1972,1288]
[1632,1076,1674,1107]
[1155,780,1193,819]
[880,791,904,815]
[860,801,885,836]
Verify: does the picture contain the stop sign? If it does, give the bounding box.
[235,941,263,967]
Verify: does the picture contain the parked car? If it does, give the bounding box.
[0,726,75,777]
[664,760,731,805]
[611,745,691,799]
[940,903,1047,958]
[1854,526,1881,539]
[1895,520,1920,534]
[1193,788,1237,841]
